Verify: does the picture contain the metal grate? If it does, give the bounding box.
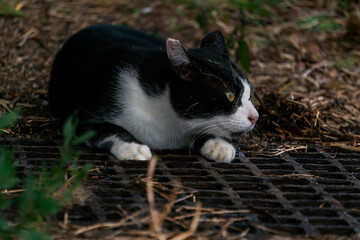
[1,138,360,238]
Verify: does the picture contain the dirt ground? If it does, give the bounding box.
[0,0,359,147]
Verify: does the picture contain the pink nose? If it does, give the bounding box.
[248,115,258,124]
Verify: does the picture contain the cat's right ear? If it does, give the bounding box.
[166,38,190,66]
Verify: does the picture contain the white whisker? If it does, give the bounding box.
[183,102,199,117]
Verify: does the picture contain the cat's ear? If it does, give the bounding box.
[201,31,227,54]
[166,38,190,66]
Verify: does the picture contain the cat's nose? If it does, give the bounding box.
[248,115,258,125]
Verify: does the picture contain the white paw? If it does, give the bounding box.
[111,141,152,161]
[200,137,236,163]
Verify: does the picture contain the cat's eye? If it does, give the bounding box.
[225,92,235,102]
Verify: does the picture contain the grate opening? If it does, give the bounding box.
[249,158,287,164]
[342,202,360,208]
[2,138,360,238]
[292,200,331,207]
[256,164,295,170]
[300,209,339,217]
[278,186,316,193]
[317,179,352,185]
[318,227,355,235]
[284,193,323,200]
[309,218,349,226]
[236,192,277,199]
[230,183,270,191]
[271,177,310,185]
[288,153,325,159]
[302,165,341,171]
[295,159,330,164]
[324,187,360,193]
[312,173,347,179]
[335,154,360,159]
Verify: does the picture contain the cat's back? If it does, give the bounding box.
[49,25,167,120]
[52,24,166,73]
[61,24,165,53]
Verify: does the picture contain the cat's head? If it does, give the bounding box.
[166,31,258,139]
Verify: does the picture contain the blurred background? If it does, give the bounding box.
[0,0,359,151]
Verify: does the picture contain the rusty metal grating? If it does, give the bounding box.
[1,138,360,237]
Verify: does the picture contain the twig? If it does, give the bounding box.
[326,142,360,152]
[255,145,308,157]
[157,180,180,227]
[1,189,24,194]
[170,202,201,240]
[146,155,162,234]
[252,223,290,235]
[174,209,250,220]
[74,209,145,235]
[248,203,278,223]
[200,217,248,223]
[63,211,68,229]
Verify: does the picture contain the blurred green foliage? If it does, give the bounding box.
[0,0,28,18]
[236,38,251,73]
[336,55,358,69]
[0,112,94,240]
[231,0,283,72]
[232,0,282,18]
[299,15,342,32]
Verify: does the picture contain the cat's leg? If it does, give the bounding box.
[194,136,236,163]
[85,123,152,161]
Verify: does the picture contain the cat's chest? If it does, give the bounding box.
[111,69,191,149]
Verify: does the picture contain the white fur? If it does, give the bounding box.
[200,137,236,163]
[110,69,258,162]
[112,69,193,150]
[102,136,152,160]
[216,79,259,136]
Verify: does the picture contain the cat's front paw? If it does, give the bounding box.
[200,137,235,163]
[111,142,152,161]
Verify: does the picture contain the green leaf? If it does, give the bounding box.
[0,0,29,18]
[237,38,251,73]
[0,108,92,240]
[35,196,61,215]
[336,55,358,69]
[261,0,283,6]
[0,111,20,130]
[196,13,208,28]
[71,163,93,189]
[167,0,198,9]
[299,15,342,32]
[21,229,50,240]
[317,19,341,31]
[132,8,140,14]
[0,148,19,190]
[19,175,60,222]
[0,215,10,230]
[0,198,12,210]
[62,111,79,146]
[19,189,61,222]
[71,130,96,146]
[233,1,276,17]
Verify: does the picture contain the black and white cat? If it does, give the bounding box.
[49,24,258,163]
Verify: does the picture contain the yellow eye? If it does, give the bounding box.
[226,92,235,102]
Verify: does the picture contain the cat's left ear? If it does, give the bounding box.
[201,31,227,55]
[166,38,190,66]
